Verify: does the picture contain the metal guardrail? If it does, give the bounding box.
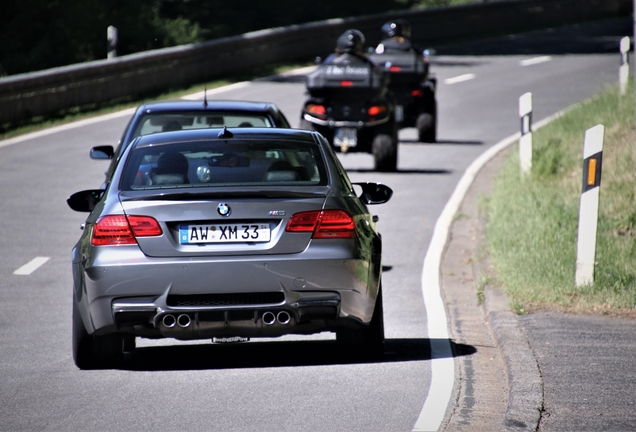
[0,0,631,126]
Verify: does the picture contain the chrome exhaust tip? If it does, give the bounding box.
[277,311,291,325]
[177,314,191,328]
[262,311,276,325]
[162,314,176,328]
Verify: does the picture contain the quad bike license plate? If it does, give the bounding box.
[334,128,357,149]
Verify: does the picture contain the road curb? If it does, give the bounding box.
[469,149,544,432]
[484,288,543,431]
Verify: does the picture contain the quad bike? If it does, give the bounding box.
[300,59,399,172]
[370,49,437,143]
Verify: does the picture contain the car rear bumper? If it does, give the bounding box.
[76,247,380,339]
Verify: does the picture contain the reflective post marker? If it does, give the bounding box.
[519,92,532,175]
[575,125,604,287]
[619,36,630,95]
[107,26,118,59]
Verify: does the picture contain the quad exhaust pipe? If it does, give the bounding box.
[162,311,290,328]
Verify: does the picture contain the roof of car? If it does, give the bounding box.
[136,100,279,113]
[131,127,322,148]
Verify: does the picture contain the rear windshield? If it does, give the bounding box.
[120,138,327,191]
[131,112,274,140]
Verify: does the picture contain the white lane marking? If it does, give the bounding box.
[520,56,552,66]
[0,108,137,149]
[14,257,50,275]
[180,81,251,100]
[0,75,267,147]
[412,106,574,432]
[444,73,475,85]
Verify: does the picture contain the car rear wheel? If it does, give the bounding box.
[336,285,385,358]
[417,112,436,143]
[73,300,123,369]
[372,134,397,172]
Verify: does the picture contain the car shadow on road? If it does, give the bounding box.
[116,338,475,372]
[400,139,484,146]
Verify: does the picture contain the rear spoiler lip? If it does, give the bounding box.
[119,187,330,201]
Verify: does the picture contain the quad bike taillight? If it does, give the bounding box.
[306,104,327,119]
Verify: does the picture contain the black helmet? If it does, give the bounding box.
[336,29,366,54]
[381,19,411,39]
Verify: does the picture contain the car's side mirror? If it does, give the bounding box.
[353,182,393,205]
[90,146,114,160]
[67,189,104,212]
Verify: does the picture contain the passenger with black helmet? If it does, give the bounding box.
[375,19,424,57]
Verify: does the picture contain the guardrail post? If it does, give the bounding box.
[619,36,630,95]
[519,92,532,175]
[107,26,118,59]
[575,125,604,287]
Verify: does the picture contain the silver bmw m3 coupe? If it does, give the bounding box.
[68,127,392,369]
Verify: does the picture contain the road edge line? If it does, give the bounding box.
[414,106,572,432]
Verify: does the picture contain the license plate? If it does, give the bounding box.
[334,128,357,148]
[180,224,270,244]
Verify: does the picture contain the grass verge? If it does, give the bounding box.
[485,81,636,317]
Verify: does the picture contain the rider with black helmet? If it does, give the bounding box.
[324,29,373,65]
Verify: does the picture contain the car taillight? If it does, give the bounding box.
[91,215,162,246]
[128,216,163,237]
[307,104,326,116]
[286,210,356,239]
[368,105,387,116]
[389,66,401,72]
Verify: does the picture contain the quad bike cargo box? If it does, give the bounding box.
[370,52,427,88]
[306,62,389,100]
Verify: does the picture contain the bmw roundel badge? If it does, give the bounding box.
[217,203,231,216]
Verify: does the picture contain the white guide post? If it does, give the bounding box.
[575,125,604,287]
[107,26,118,59]
[619,36,630,95]
[518,92,532,175]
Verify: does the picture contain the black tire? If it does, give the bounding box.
[372,134,397,172]
[417,112,436,143]
[72,299,123,369]
[73,299,95,369]
[336,286,385,358]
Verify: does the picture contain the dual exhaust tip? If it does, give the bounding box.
[262,311,291,326]
[162,314,191,329]
[161,311,291,328]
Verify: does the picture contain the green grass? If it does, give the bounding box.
[486,81,636,315]
[0,61,312,141]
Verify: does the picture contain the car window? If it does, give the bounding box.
[132,112,274,139]
[120,139,327,191]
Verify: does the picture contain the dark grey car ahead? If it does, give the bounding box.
[68,127,392,369]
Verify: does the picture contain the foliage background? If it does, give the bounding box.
[0,0,475,76]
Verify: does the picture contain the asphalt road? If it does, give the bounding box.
[0,17,631,431]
